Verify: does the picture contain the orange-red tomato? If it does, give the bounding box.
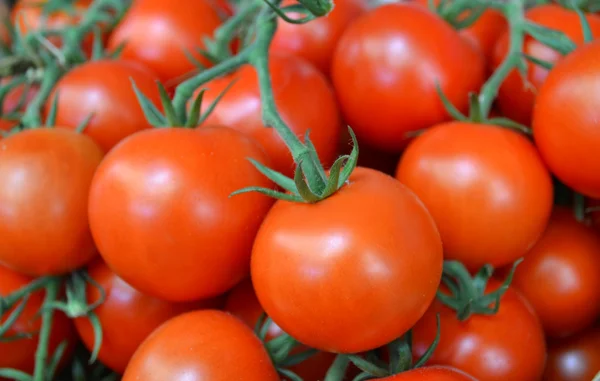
[88,127,275,302]
[544,326,600,381]
[107,0,223,82]
[0,265,76,377]
[122,310,280,381]
[511,207,600,338]
[49,59,162,153]
[493,4,600,126]
[413,280,547,381]
[74,260,224,374]
[331,3,485,152]
[200,54,341,177]
[532,39,600,198]
[0,129,103,276]
[396,122,553,270]
[381,366,478,381]
[270,0,368,74]
[252,167,443,353]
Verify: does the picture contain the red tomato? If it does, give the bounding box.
[532,39,600,198]
[0,119,15,133]
[88,127,275,302]
[511,207,600,338]
[107,0,223,82]
[493,4,600,126]
[122,310,280,381]
[270,0,368,74]
[381,366,478,381]
[396,122,553,270]
[251,167,443,353]
[0,129,103,276]
[544,326,600,381]
[49,59,162,153]
[0,265,76,377]
[74,260,224,374]
[413,280,547,381]
[331,3,485,152]
[200,54,341,177]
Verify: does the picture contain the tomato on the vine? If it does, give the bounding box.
[396,121,553,270]
[544,326,600,381]
[107,0,224,82]
[122,310,280,381]
[0,128,103,276]
[88,126,275,302]
[251,167,443,353]
[381,366,478,381]
[493,4,600,126]
[74,260,224,374]
[200,54,341,177]
[412,280,547,381]
[533,39,600,198]
[48,59,162,153]
[331,2,485,152]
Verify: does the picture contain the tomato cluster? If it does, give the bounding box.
[0,0,599,380]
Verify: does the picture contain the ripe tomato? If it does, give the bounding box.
[396,122,553,270]
[412,280,547,381]
[88,127,275,302]
[74,260,224,374]
[331,3,485,152]
[201,54,341,177]
[0,128,103,276]
[510,207,600,338]
[381,366,478,381]
[532,39,600,198]
[48,59,162,153]
[0,265,76,377]
[107,0,223,82]
[122,310,280,381]
[270,0,368,74]
[252,167,443,353]
[544,326,600,381]
[493,4,600,126]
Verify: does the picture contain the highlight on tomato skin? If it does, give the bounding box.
[543,325,600,381]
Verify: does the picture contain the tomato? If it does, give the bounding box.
[270,0,368,74]
[331,3,485,152]
[2,80,39,115]
[0,265,76,378]
[510,207,600,338]
[532,39,600,198]
[587,198,600,231]
[0,129,103,276]
[251,167,443,353]
[381,366,478,381]
[493,4,600,126]
[395,122,553,270]
[107,0,223,82]
[200,54,341,177]
[0,119,15,133]
[122,310,280,381]
[74,260,224,374]
[88,127,275,302]
[48,59,162,153]
[544,326,600,381]
[413,280,547,381]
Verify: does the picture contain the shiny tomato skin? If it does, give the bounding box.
[396,122,553,270]
[532,40,600,198]
[201,54,341,177]
[0,265,76,377]
[107,0,223,82]
[493,5,600,126]
[331,3,485,152]
[0,129,103,276]
[252,167,443,353]
[270,0,368,74]
[544,326,600,381]
[122,310,280,381]
[381,366,478,381]
[511,207,600,338]
[413,280,547,381]
[74,260,224,374]
[88,127,275,302]
[49,60,162,153]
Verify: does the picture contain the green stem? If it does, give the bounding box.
[1,277,55,312]
[32,278,60,381]
[296,0,333,16]
[210,0,262,60]
[21,63,62,127]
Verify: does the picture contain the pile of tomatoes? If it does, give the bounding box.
[0,0,599,380]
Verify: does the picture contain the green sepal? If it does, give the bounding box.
[435,83,467,121]
[413,314,441,368]
[0,368,32,381]
[321,155,349,199]
[259,316,274,341]
[130,78,166,127]
[388,335,411,374]
[197,79,237,126]
[522,53,554,70]
[248,158,298,194]
[347,355,389,378]
[90,26,104,61]
[185,89,205,128]
[569,0,593,43]
[45,91,60,127]
[182,48,207,70]
[278,348,319,367]
[75,112,94,133]
[156,81,181,126]
[296,0,333,16]
[0,295,31,341]
[263,0,316,24]
[294,164,320,203]
[452,6,486,30]
[230,186,303,202]
[524,21,577,55]
[277,368,303,381]
[46,341,68,379]
[324,354,351,381]
[476,258,523,314]
[468,92,483,123]
[303,130,328,186]
[107,41,126,59]
[352,373,374,381]
[486,117,532,136]
[337,127,359,188]
[87,311,103,364]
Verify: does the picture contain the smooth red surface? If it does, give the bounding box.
[544,326,600,381]
[381,366,479,381]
